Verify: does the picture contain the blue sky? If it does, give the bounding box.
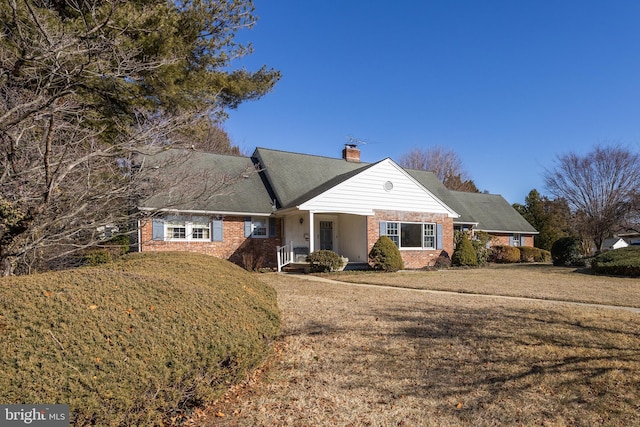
[224,1,640,204]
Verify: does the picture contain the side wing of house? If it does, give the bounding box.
[135,149,281,268]
[449,191,538,247]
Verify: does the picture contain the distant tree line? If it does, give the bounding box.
[517,145,640,254]
[400,143,640,255]
[398,145,480,192]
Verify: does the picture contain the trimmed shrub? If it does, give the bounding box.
[369,236,404,272]
[535,248,552,263]
[519,246,552,263]
[490,245,521,263]
[434,250,452,269]
[591,246,640,276]
[307,250,344,272]
[551,236,582,266]
[452,234,478,266]
[0,252,280,426]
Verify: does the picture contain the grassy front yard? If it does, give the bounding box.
[202,265,640,426]
[326,263,640,308]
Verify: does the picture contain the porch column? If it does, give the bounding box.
[308,211,315,253]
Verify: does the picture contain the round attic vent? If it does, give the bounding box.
[383,181,394,191]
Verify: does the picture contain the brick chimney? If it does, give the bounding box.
[342,144,360,162]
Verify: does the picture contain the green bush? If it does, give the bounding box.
[591,246,640,276]
[83,248,113,265]
[0,252,280,426]
[519,246,552,263]
[82,235,131,266]
[369,236,404,272]
[307,250,344,272]
[490,245,521,263]
[471,231,493,266]
[452,234,478,266]
[551,236,582,266]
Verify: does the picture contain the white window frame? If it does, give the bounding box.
[166,215,211,241]
[386,222,399,247]
[386,221,436,250]
[423,223,435,249]
[251,217,268,238]
[512,233,521,247]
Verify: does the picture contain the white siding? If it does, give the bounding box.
[338,214,368,262]
[283,213,310,255]
[299,159,457,217]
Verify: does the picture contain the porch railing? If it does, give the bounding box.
[276,241,294,272]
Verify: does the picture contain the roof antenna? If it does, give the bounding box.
[346,136,367,148]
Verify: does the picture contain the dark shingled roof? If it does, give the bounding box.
[407,168,536,233]
[139,149,275,214]
[138,147,537,233]
[253,147,371,208]
[449,191,538,233]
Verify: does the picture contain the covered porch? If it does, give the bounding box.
[276,210,370,272]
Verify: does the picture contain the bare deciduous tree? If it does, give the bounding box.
[544,145,640,252]
[0,1,276,275]
[398,145,478,192]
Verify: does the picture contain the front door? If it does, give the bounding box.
[319,221,333,250]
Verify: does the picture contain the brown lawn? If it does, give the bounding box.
[198,265,640,427]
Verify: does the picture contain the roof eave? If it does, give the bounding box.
[138,207,273,217]
[477,228,539,234]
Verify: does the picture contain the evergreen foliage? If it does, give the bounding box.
[0,252,280,425]
[591,246,640,276]
[0,0,280,274]
[551,236,583,266]
[513,190,571,251]
[451,233,478,266]
[369,236,404,272]
[307,250,344,272]
[471,231,492,266]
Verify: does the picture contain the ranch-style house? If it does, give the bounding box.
[135,145,537,271]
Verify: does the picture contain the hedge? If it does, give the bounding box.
[0,252,280,426]
[591,246,640,277]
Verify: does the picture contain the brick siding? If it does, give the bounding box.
[491,234,532,247]
[367,210,454,269]
[139,216,281,269]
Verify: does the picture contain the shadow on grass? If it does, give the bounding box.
[285,300,640,424]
